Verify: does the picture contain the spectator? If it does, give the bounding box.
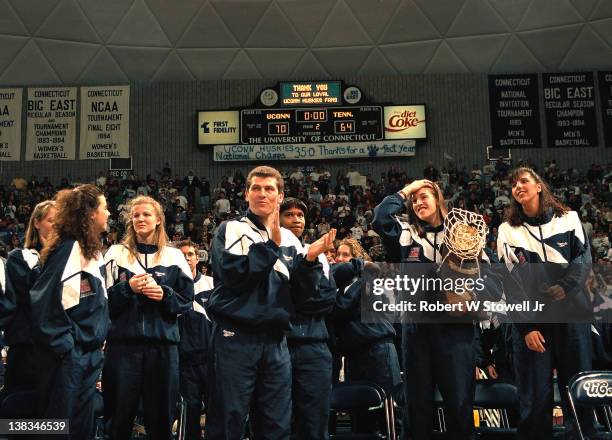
[350,221,364,241]
[346,166,362,189]
[200,177,211,213]
[183,170,201,208]
[582,214,594,242]
[337,199,351,219]
[96,171,107,187]
[185,221,201,243]
[214,192,231,219]
[423,161,439,182]
[494,191,511,209]
[203,212,216,233]
[289,166,304,183]
[310,186,322,206]
[318,219,330,236]
[8,234,20,251]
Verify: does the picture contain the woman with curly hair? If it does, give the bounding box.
[103,195,193,440]
[0,200,56,396]
[332,238,401,433]
[30,184,110,440]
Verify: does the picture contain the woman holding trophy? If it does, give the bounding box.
[373,179,502,440]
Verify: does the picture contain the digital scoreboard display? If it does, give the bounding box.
[240,106,383,145]
[279,81,341,106]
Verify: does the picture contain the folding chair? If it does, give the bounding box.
[433,386,446,434]
[329,381,395,439]
[473,381,518,438]
[567,371,612,440]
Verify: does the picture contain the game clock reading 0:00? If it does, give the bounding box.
[240,106,383,144]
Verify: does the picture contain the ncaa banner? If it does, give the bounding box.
[384,105,427,139]
[26,87,77,160]
[80,85,130,159]
[0,88,22,161]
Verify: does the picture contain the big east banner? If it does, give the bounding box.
[384,105,427,140]
[26,87,77,160]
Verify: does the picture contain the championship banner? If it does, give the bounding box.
[80,86,130,159]
[213,140,415,162]
[598,71,612,148]
[0,88,22,161]
[26,87,76,160]
[542,72,597,147]
[488,74,541,148]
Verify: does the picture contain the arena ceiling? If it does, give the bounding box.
[0,0,611,86]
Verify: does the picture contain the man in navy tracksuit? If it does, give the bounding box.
[206,166,331,440]
[280,198,337,440]
[373,187,503,440]
[178,240,214,440]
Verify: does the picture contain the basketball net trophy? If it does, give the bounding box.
[438,208,488,319]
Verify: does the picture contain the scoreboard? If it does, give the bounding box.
[240,106,383,145]
[197,81,426,152]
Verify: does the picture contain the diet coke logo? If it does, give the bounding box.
[583,380,612,398]
[384,105,427,139]
[386,110,423,132]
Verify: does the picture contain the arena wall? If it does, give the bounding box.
[2,74,609,184]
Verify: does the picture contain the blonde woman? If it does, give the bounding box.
[0,200,55,395]
[103,196,194,440]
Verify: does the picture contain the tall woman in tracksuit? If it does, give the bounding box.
[30,184,111,439]
[103,195,194,440]
[372,179,502,440]
[0,200,55,396]
[497,167,593,439]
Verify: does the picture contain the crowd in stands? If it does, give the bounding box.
[1,159,611,285]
